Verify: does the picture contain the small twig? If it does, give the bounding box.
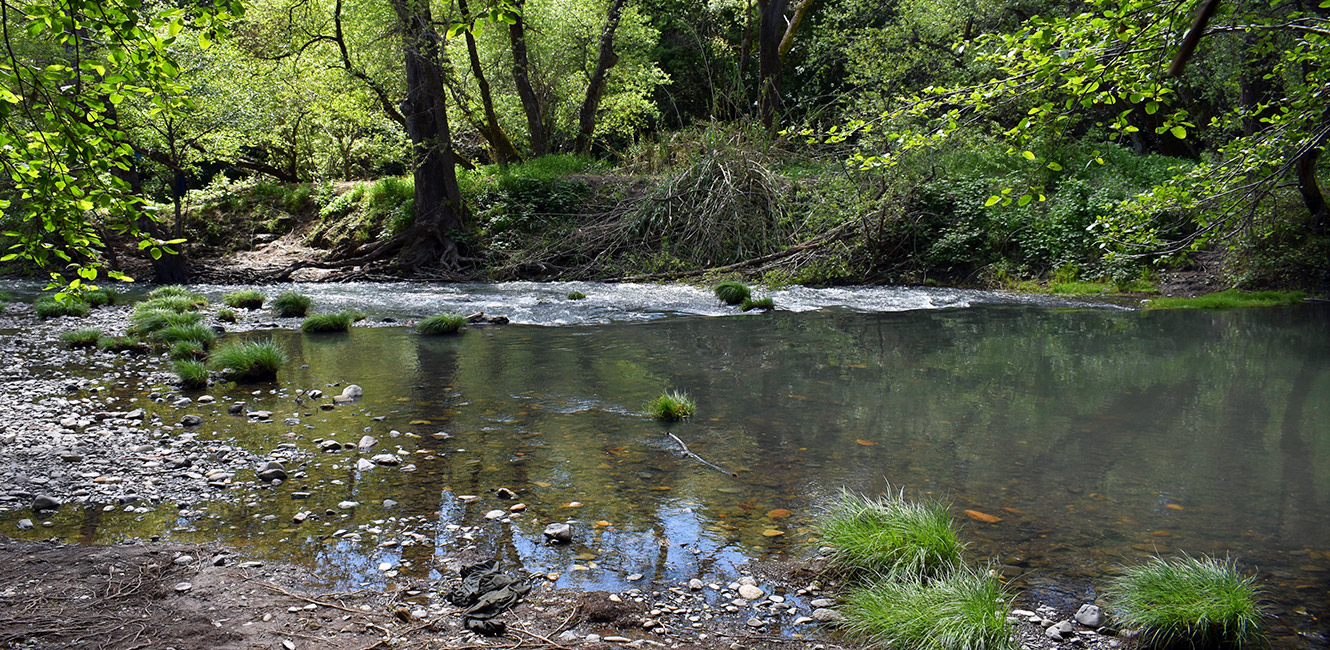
[666,431,738,477]
[553,604,579,634]
[251,580,390,618]
[511,625,568,649]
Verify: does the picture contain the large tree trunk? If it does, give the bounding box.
[574,0,628,154]
[509,0,550,157]
[1296,136,1329,234]
[756,0,789,131]
[389,0,468,271]
[457,0,520,165]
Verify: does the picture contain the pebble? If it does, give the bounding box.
[543,522,572,542]
[485,509,506,520]
[338,501,359,509]
[32,495,61,512]
[746,618,764,628]
[174,582,193,592]
[689,579,705,590]
[17,518,33,530]
[738,584,764,600]
[1047,620,1076,640]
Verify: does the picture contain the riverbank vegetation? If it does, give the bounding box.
[2,0,1326,296]
[1107,555,1264,649]
[418,313,468,335]
[645,391,695,421]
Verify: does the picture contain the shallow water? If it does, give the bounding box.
[7,282,1329,642]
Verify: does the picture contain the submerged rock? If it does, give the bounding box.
[543,522,572,543]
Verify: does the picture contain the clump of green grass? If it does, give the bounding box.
[714,281,751,306]
[1107,555,1264,649]
[842,566,1014,650]
[222,289,265,309]
[1146,289,1306,310]
[816,489,965,580]
[130,308,203,334]
[418,313,467,335]
[136,294,203,313]
[567,291,587,300]
[83,288,118,306]
[34,297,90,319]
[272,291,312,317]
[345,308,368,322]
[174,359,210,389]
[150,323,216,348]
[97,335,146,353]
[170,340,207,360]
[148,285,194,299]
[216,308,237,323]
[211,339,288,381]
[0,290,12,303]
[741,296,775,311]
[645,390,695,421]
[301,312,354,333]
[60,328,103,348]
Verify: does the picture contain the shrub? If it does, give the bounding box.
[740,296,775,311]
[97,335,146,353]
[216,308,237,323]
[714,281,751,305]
[130,308,203,334]
[567,291,587,300]
[1107,555,1264,649]
[301,312,354,333]
[842,567,1014,650]
[175,360,210,389]
[150,324,216,348]
[34,297,90,319]
[816,489,965,580]
[222,289,265,309]
[170,340,207,360]
[60,328,102,348]
[645,390,695,421]
[272,291,312,317]
[211,340,288,382]
[418,313,467,335]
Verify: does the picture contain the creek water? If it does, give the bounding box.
[8,282,1329,644]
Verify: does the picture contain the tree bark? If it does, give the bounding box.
[756,0,790,131]
[457,0,521,165]
[389,0,468,271]
[574,0,628,154]
[1295,130,1329,233]
[509,0,550,157]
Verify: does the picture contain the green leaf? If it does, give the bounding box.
[1170,126,1187,139]
[1047,162,1063,171]
[985,195,1002,207]
[198,32,212,49]
[1022,151,1037,160]
[1017,194,1032,207]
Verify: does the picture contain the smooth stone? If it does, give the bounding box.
[17,519,33,530]
[32,495,61,512]
[626,574,643,582]
[180,415,203,427]
[738,584,765,600]
[689,578,704,590]
[338,501,359,509]
[371,454,399,466]
[485,509,506,520]
[746,618,764,628]
[340,385,363,399]
[227,403,245,415]
[494,487,517,500]
[812,608,844,622]
[1075,604,1105,627]
[356,458,375,471]
[1048,620,1076,640]
[174,582,193,592]
[358,435,377,450]
[171,397,191,407]
[383,499,398,509]
[556,631,578,643]
[794,616,814,625]
[543,522,572,542]
[810,598,835,608]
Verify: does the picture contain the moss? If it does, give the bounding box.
[644,390,695,420]
[418,313,467,335]
[1145,289,1306,310]
[272,291,312,317]
[567,291,587,300]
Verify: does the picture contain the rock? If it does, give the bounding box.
[746,618,764,628]
[356,458,374,471]
[227,403,245,415]
[358,435,377,450]
[308,389,324,399]
[340,385,363,400]
[794,616,814,625]
[485,509,506,520]
[197,395,215,404]
[371,454,400,466]
[585,635,601,643]
[1047,620,1076,641]
[171,397,192,408]
[1012,609,1037,617]
[256,462,287,482]
[1075,604,1105,627]
[32,495,61,512]
[174,582,193,593]
[319,440,343,452]
[738,584,765,600]
[738,576,758,586]
[810,598,835,608]
[543,522,572,543]
[248,410,272,420]
[556,630,578,643]
[626,573,643,582]
[812,608,844,623]
[338,501,359,509]
[494,487,517,500]
[126,408,146,420]
[17,519,33,530]
[689,578,705,590]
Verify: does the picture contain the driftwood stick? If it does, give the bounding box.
[666,432,738,477]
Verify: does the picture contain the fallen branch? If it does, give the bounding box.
[666,432,738,477]
[610,221,855,282]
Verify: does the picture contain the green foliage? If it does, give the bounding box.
[150,324,217,348]
[174,359,211,389]
[816,489,965,580]
[130,308,203,334]
[222,290,265,309]
[310,177,414,247]
[216,308,237,323]
[272,291,312,317]
[60,328,103,348]
[644,390,695,421]
[1146,290,1306,310]
[460,156,602,252]
[0,291,12,303]
[842,567,1014,650]
[97,335,146,353]
[713,281,751,305]
[170,339,207,359]
[33,297,90,319]
[211,340,288,381]
[1107,555,1264,649]
[567,291,587,300]
[740,296,775,311]
[147,286,195,299]
[418,313,467,335]
[301,312,354,332]
[83,288,118,307]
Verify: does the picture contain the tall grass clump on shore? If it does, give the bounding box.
[34,297,90,318]
[842,567,1014,650]
[170,340,207,360]
[175,360,210,388]
[150,324,216,348]
[211,340,288,381]
[97,335,146,353]
[714,280,751,305]
[418,313,467,335]
[816,489,965,580]
[272,291,312,317]
[131,308,202,334]
[645,390,695,421]
[741,296,774,311]
[60,328,102,348]
[1107,555,1264,649]
[217,308,237,323]
[1145,289,1305,310]
[222,289,265,309]
[302,312,354,332]
[83,288,118,306]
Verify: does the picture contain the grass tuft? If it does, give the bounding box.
[645,390,695,420]
[211,339,288,382]
[714,281,751,305]
[130,308,203,334]
[1145,289,1305,310]
[301,312,354,333]
[174,359,210,389]
[97,335,146,353]
[83,288,118,306]
[1107,555,1265,649]
[272,291,312,317]
[842,566,1014,650]
[34,297,90,319]
[418,313,467,335]
[170,340,207,360]
[150,324,216,348]
[222,289,265,309]
[60,328,103,348]
[216,308,237,323]
[567,291,587,300]
[816,489,965,580]
[741,296,775,311]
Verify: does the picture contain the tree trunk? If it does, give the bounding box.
[389,0,468,271]
[458,0,520,165]
[509,0,550,157]
[1296,134,1329,233]
[756,0,789,131]
[574,0,628,154]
